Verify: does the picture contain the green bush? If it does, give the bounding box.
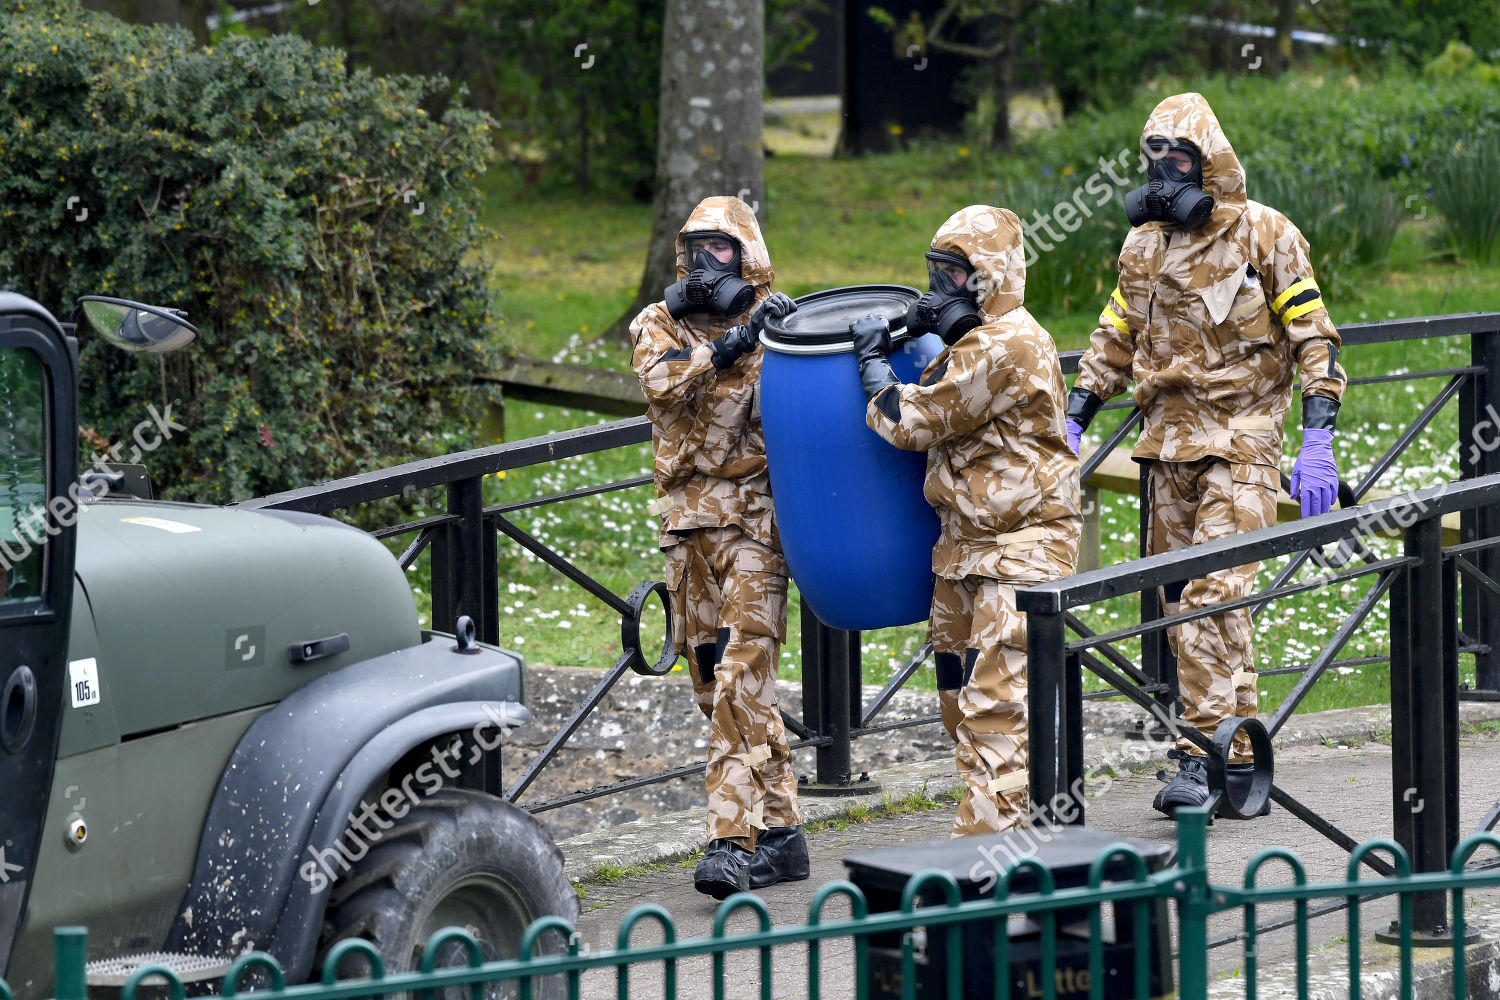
[1428,132,1500,265]
[1015,72,1500,190]
[0,0,500,503]
[1423,40,1500,85]
[951,69,1498,308]
[1327,0,1500,69]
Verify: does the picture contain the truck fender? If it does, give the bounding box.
[164,636,529,977]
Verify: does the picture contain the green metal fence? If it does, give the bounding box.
[16,808,1500,1000]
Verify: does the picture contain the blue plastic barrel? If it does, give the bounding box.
[759,285,944,630]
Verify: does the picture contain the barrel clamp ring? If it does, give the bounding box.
[622,580,675,676]
[1206,716,1275,820]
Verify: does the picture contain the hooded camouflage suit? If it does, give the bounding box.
[866,205,1081,835]
[1075,93,1347,762]
[630,196,800,849]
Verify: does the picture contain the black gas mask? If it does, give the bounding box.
[1125,138,1215,230]
[905,249,982,346]
[664,231,756,319]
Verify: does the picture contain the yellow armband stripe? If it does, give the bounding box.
[1280,297,1325,323]
[1271,277,1322,323]
[1271,277,1318,312]
[1099,287,1130,333]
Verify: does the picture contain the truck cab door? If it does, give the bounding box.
[0,294,79,978]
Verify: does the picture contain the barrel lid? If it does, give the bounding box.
[761,284,920,353]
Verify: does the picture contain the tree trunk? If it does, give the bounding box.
[1273,0,1297,76]
[577,88,590,195]
[601,0,765,345]
[989,39,1013,152]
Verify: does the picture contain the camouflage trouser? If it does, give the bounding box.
[663,526,800,848]
[929,574,1030,837]
[1147,458,1277,763]
[928,623,973,765]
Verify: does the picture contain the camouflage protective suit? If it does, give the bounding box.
[1075,93,1347,762]
[630,196,800,849]
[866,205,1081,835]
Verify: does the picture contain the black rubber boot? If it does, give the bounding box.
[1152,749,1210,816]
[694,839,753,899]
[747,826,810,889]
[1225,761,1271,817]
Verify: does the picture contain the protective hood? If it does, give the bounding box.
[675,196,774,291]
[1140,92,1246,231]
[929,204,1026,323]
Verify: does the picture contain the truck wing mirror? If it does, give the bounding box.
[74,296,200,355]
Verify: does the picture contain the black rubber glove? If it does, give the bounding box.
[850,313,891,365]
[709,292,796,370]
[1066,386,1103,431]
[849,313,900,405]
[709,324,756,370]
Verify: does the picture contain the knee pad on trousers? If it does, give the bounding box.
[1163,579,1187,605]
[963,648,978,686]
[695,642,719,682]
[715,626,731,662]
[935,651,964,689]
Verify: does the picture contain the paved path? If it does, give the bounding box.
[563,729,1500,999]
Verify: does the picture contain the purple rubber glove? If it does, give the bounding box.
[1066,418,1084,455]
[1291,428,1339,517]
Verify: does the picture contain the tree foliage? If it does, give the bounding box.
[1018,0,1205,116]
[1322,0,1500,68]
[286,0,662,200]
[286,0,820,200]
[1,0,500,502]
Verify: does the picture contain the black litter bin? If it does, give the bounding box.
[843,826,1175,999]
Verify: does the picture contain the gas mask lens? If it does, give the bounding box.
[1143,139,1200,184]
[685,233,739,270]
[925,250,972,294]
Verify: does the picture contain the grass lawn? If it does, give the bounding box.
[427,145,1500,721]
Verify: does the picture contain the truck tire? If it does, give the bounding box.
[316,788,578,999]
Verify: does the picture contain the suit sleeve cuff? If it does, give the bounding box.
[1067,387,1103,430]
[1302,393,1339,432]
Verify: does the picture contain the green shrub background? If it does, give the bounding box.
[0,0,500,502]
[904,71,1500,309]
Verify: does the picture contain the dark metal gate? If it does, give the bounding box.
[238,312,1500,869]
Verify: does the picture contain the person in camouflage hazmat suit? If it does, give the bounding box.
[1065,93,1346,815]
[849,205,1081,835]
[630,195,808,897]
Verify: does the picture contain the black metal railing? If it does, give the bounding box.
[1021,473,1500,941]
[236,312,1500,826]
[1062,312,1500,742]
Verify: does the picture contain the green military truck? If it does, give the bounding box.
[0,292,575,996]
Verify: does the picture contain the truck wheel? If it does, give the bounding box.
[317,788,578,999]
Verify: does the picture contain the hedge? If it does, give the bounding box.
[1,0,501,502]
